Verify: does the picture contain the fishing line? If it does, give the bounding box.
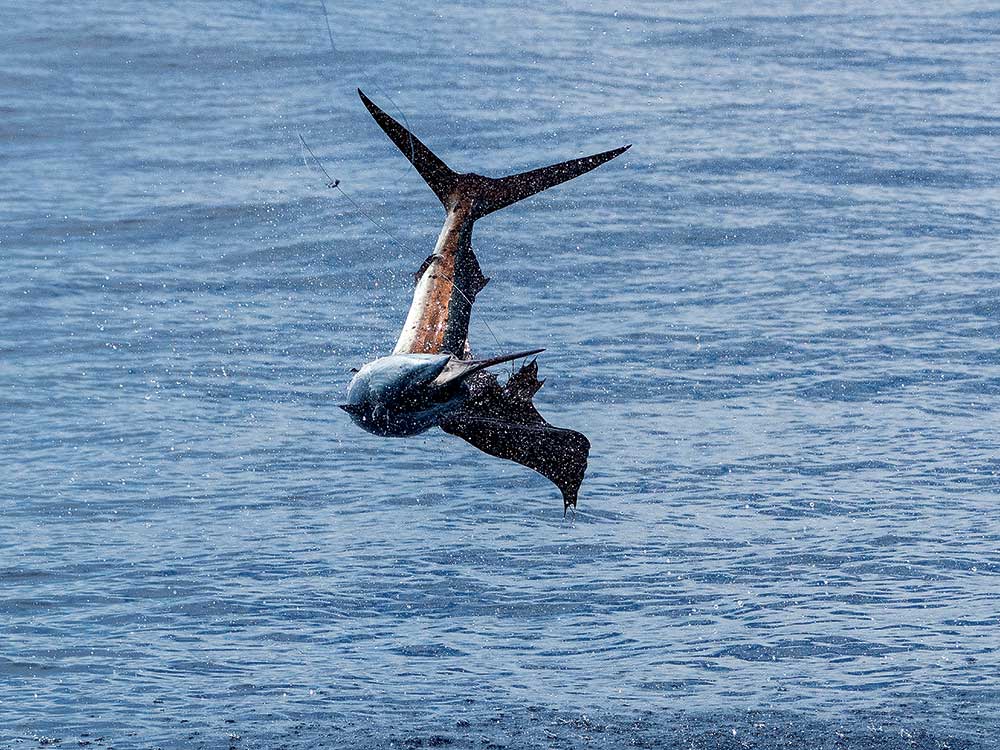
[299,133,412,253]
[316,0,416,166]
[298,134,511,364]
[318,0,336,54]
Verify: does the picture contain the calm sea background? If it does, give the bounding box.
[2,1,999,747]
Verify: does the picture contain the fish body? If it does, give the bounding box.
[341,90,628,512]
[343,347,543,438]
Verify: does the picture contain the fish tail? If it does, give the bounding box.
[358,89,629,219]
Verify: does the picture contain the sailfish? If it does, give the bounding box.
[341,89,629,513]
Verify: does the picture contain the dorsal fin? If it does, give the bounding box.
[358,89,458,207]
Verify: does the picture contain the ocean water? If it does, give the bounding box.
[2,0,999,747]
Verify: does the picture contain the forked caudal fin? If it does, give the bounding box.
[358,89,630,218]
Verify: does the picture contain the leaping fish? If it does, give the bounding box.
[340,89,629,514]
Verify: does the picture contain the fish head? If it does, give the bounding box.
[340,353,464,437]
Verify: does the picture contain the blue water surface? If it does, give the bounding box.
[2,1,999,747]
